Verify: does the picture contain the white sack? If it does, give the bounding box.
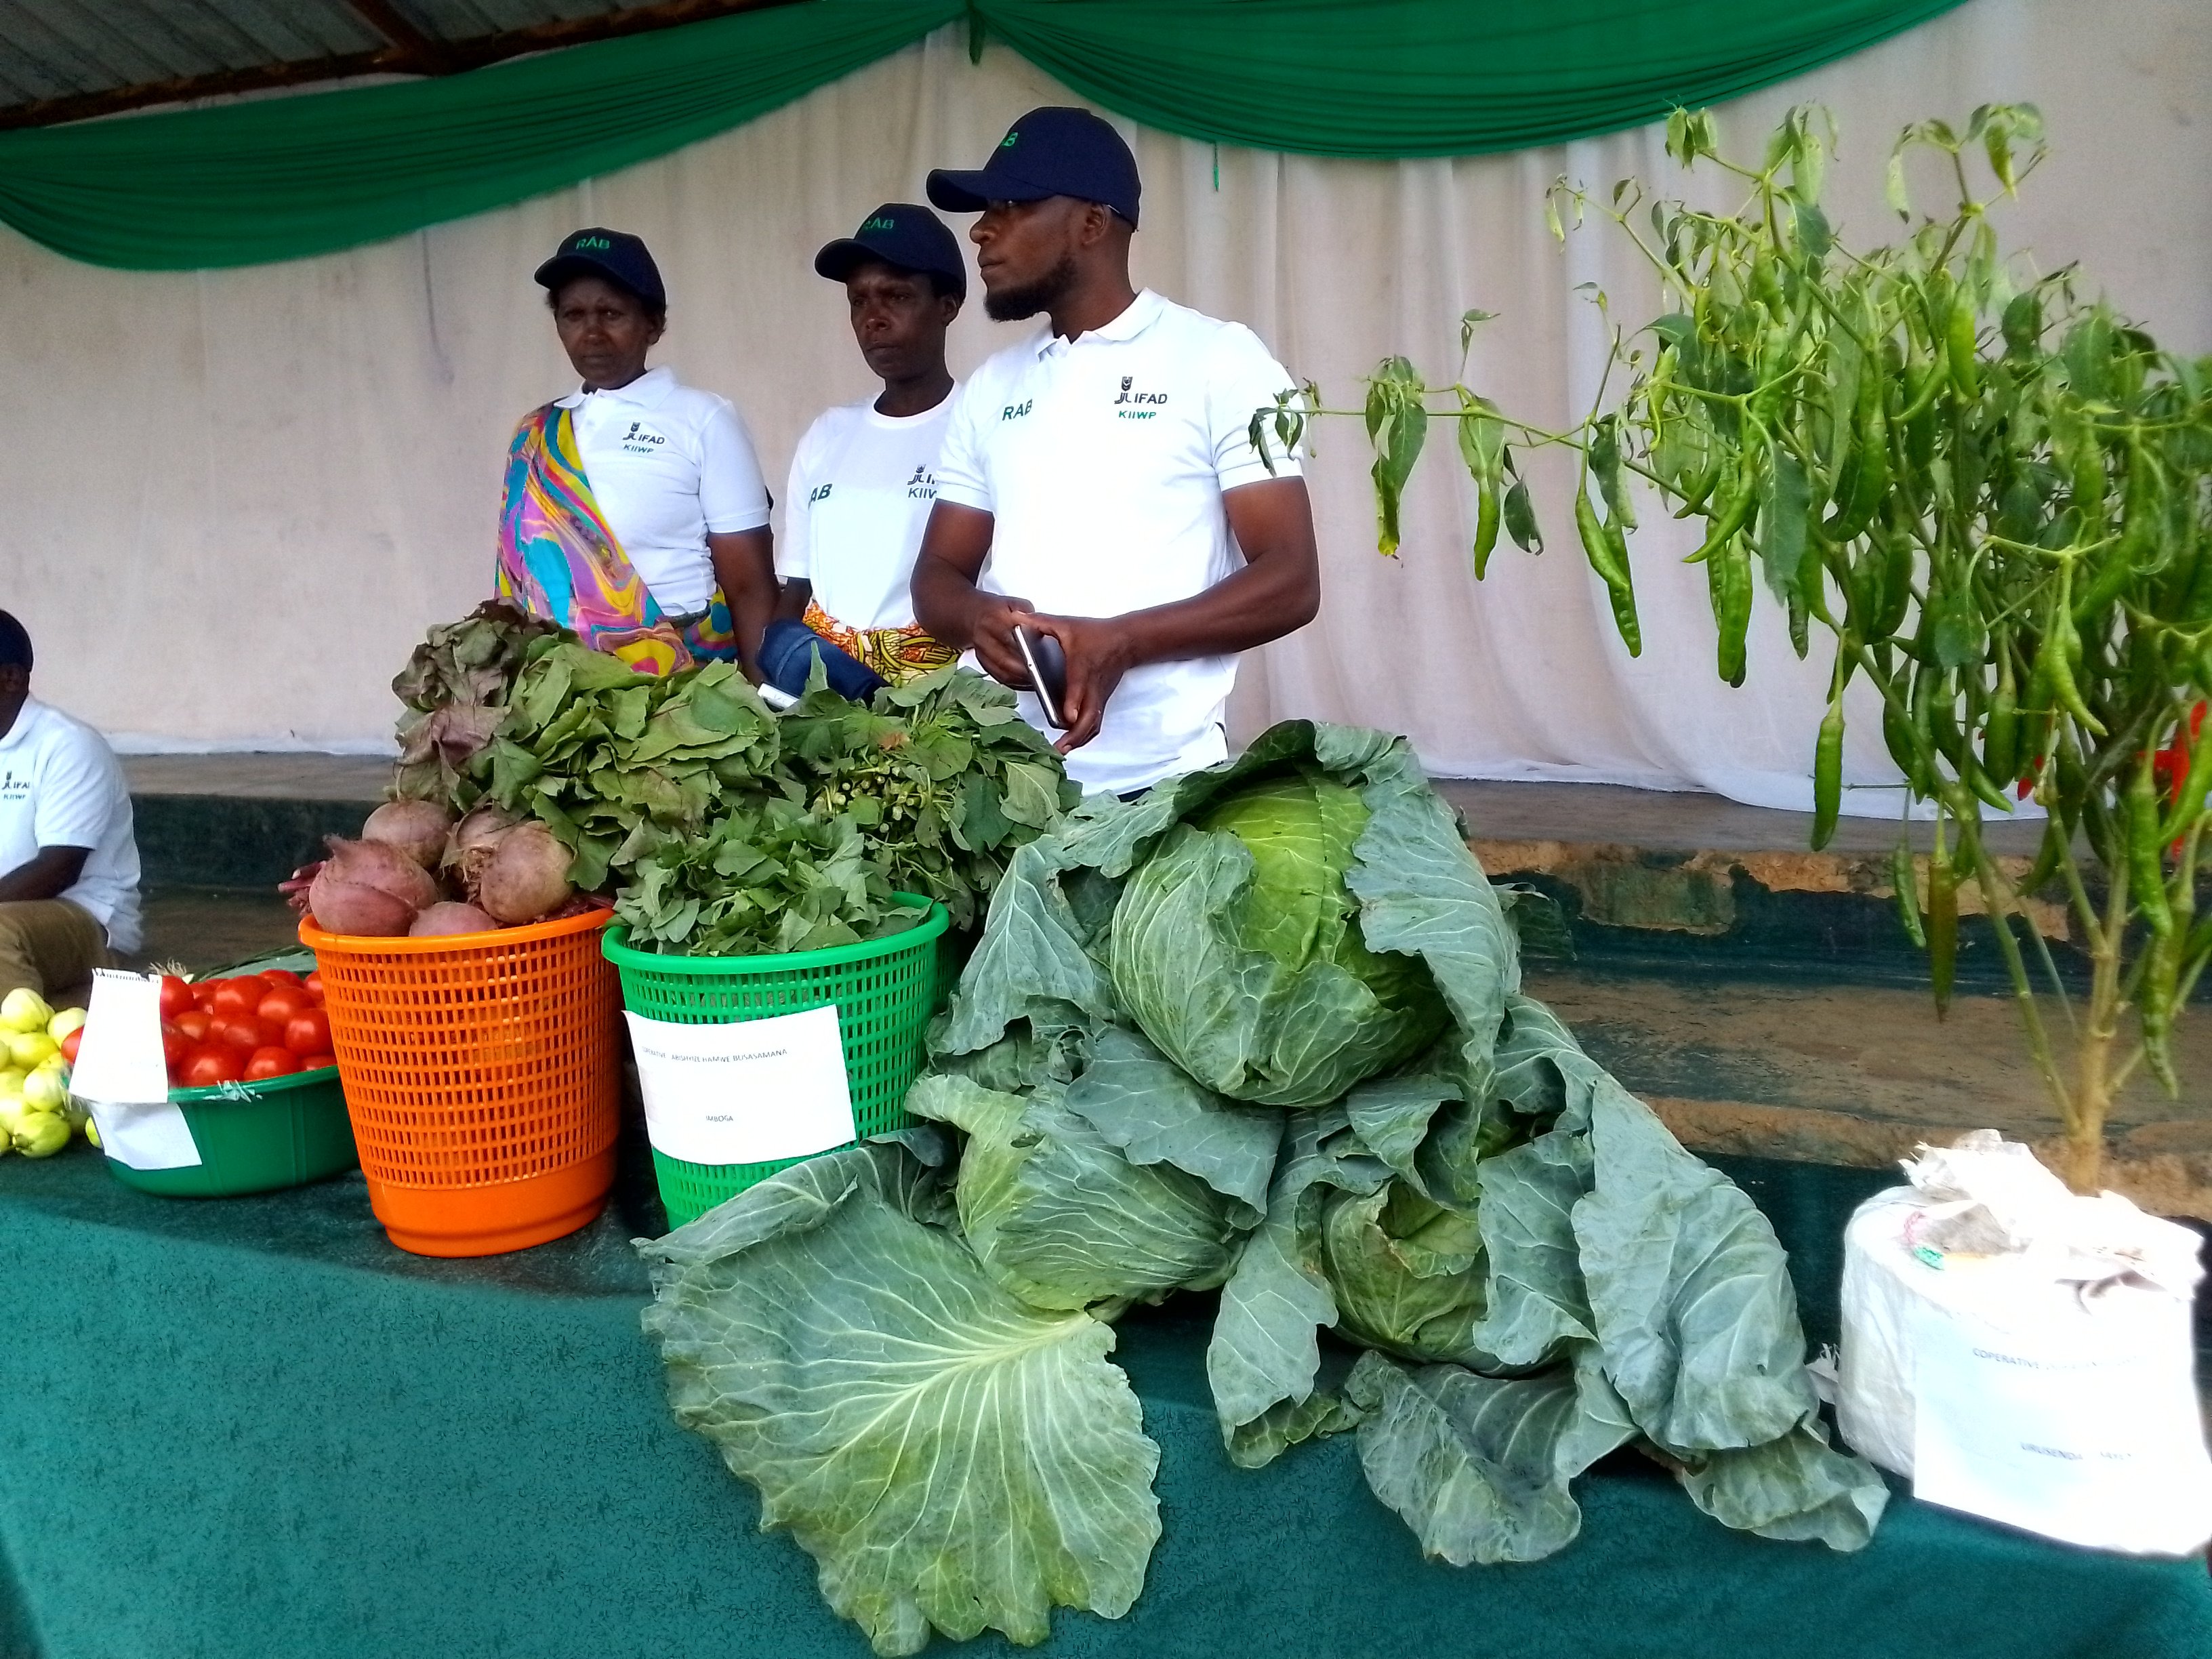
[1839,1131,2212,1555]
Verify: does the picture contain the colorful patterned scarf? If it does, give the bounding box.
[800,598,957,686]
[495,402,737,676]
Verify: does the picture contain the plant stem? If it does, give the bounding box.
[2065,855,2133,1193]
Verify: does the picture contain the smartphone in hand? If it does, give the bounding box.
[1013,625,1069,729]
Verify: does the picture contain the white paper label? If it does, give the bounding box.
[627,1004,856,1167]
[71,970,202,1171]
[1911,1298,2212,1554]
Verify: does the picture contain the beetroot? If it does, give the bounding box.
[446,802,518,894]
[408,901,501,938]
[321,836,440,914]
[361,799,453,870]
[308,869,417,937]
[476,823,575,925]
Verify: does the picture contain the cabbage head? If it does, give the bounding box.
[1108,766,1450,1106]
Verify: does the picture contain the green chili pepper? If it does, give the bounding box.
[1946,291,1982,403]
[2046,572,2108,735]
[1896,342,1950,425]
[1884,695,1931,795]
[1812,690,1845,849]
[1471,480,1501,579]
[1592,416,1638,531]
[1877,528,1914,639]
[1687,449,1761,564]
[2129,756,2175,937]
[1671,456,1725,519]
[1891,840,1927,947]
[2140,928,2179,1097]
[1983,650,2020,783]
[1824,361,1891,543]
[1710,537,1753,687]
[1788,589,1811,658]
[1574,481,1641,656]
[1927,819,1958,1019]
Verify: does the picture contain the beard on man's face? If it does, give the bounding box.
[983,253,1079,323]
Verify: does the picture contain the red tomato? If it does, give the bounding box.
[191,983,219,1011]
[158,975,194,1019]
[260,968,305,990]
[172,1010,211,1044]
[61,1027,85,1065]
[283,1008,332,1059]
[156,1027,184,1071]
[210,980,262,1019]
[218,1016,271,1054]
[301,1053,337,1071]
[257,989,308,1027]
[303,970,325,1004]
[244,1046,301,1082]
[181,1047,243,1088]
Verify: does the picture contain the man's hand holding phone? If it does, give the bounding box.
[1014,614,1134,755]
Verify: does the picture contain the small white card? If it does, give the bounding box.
[71,970,202,1172]
[627,1004,856,1167]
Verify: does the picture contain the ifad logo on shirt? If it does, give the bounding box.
[905,466,937,501]
[620,419,668,456]
[1113,375,1168,419]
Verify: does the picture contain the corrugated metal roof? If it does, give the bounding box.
[0,0,749,124]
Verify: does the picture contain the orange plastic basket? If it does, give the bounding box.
[299,905,621,1258]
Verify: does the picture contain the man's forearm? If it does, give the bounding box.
[1105,553,1319,670]
[0,847,89,905]
[912,550,991,651]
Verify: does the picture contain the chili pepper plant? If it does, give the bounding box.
[1257,106,2212,1192]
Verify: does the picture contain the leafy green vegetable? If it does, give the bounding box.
[907,1071,1251,1312]
[477,643,780,893]
[390,600,565,804]
[777,665,1082,930]
[611,796,919,958]
[1111,764,1453,1106]
[640,722,1889,1652]
[638,1144,1161,1657]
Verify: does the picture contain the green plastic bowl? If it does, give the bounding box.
[603,895,948,1227]
[101,1065,359,1199]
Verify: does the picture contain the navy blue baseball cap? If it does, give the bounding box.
[813,203,968,299]
[926,106,1141,228]
[533,227,666,310]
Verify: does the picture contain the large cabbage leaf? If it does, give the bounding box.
[907,1073,1251,1313]
[636,1145,1162,1655]
[1345,1349,1638,1565]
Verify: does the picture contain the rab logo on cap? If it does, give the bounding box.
[1000,131,1020,148]
[574,235,611,250]
[864,216,897,232]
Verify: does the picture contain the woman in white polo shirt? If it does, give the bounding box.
[496,228,777,678]
[764,205,968,698]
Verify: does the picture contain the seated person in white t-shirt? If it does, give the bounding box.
[912,108,1321,796]
[495,228,779,678]
[763,204,970,699]
[0,613,141,1008]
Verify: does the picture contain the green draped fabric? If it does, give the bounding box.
[0,0,1971,272]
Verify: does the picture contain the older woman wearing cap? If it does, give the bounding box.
[762,203,969,699]
[495,227,777,678]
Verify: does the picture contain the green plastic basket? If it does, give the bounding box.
[101,1066,359,1199]
[604,895,949,1227]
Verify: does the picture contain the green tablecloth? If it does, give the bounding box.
[1,1134,2206,1659]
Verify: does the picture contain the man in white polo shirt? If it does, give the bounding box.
[912,107,1320,794]
[0,612,140,1006]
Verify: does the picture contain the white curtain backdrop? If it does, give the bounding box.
[1,0,2205,813]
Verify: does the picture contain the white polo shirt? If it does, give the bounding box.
[933,289,1302,795]
[777,392,956,632]
[558,365,772,615]
[0,699,142,953]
